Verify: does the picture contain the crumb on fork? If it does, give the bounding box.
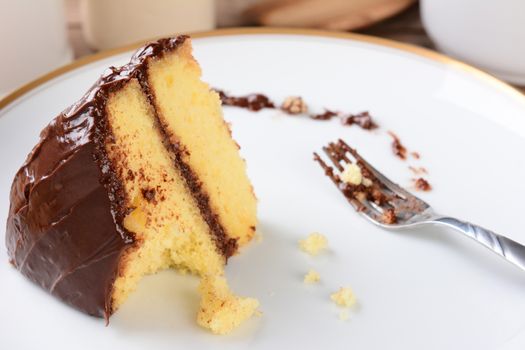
[382,208,397,224]
[314,140,411,225]
[340,163,363,185]
[299,232,328,256]
[303,269,321,283]
[340,111,378,129]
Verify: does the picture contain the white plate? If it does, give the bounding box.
[2,29,525,350]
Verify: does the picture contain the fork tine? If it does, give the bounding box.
[314,150,391,224]
[315,139,432,226]
[322,144,345,172]
[336,139,415,200]
[358,198,387,222]
[331,141,354,165]
[314,152,383,220]
[313,152,340,186]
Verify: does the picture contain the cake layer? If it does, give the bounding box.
[105,78,225,309]
[147,43,257,246]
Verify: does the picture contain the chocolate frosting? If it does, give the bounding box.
[5,96,131,319]
[5,36,234,319]
[215,89,378,130]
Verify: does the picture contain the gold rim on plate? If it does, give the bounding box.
[1,27,524,111]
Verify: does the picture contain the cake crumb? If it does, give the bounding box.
[197,275,259,335]
[299,233,328,256]
[303,269,321,283]
[340,163,362,185]
[355,191,367,202]
[254,233,263,243]
[362,177,373,187]
[281,96,308,115]
[411,151,420,159]
[388,131,407,160]
[331,287,357,308]
[408,166,428,175]
[311,109,338,120]
[414,177,432,191]
[340,111,378,129]
[382,208,397,224]
[339,309,350,321]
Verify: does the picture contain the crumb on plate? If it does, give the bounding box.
[413,177,432,191]
[281,96,308,114]
[303,269,321,283]
[197,275,259,335]
[299,232,328,256]
[331,287,357,308]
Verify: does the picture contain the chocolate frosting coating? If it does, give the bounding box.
[5,36,197,319]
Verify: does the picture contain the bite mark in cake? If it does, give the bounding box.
[340,163,363,186]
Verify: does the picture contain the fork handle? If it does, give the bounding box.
[433,217,525,271]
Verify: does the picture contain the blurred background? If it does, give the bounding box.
[1,0,524,97]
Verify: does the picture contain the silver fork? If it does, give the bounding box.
[314,139,525,272]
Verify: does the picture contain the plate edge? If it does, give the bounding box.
[1,27,524,112]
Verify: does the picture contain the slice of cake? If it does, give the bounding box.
[5,36,258,333]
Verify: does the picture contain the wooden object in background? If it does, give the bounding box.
[247,0,416,30]
[217,0,260,27]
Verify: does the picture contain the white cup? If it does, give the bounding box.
[0,0,72,97]
[81,0,216,51]
[421,0,525,84]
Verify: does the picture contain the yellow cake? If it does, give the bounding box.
[303,269,321,283]
[6,36,258,334]
[197,275,259,335]
[299,232,328,256]
[331,287,357,307]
